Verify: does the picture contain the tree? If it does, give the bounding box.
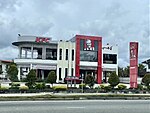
[108,72,120,88]
[26,69,36,89]
[7,64,18,82]
[123,66,129,77]
[84,74,95,88]
[142,73,150,87]
[118,66,124,77]
[47,71,57,87]
[138,64,146,77]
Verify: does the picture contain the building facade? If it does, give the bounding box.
[12,35,118,84]
[0,60,12,80]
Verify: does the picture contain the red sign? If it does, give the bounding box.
[35,37,50,43]
[129,42,138,88]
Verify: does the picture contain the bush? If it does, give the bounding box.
[19,86,29,90]
[79,84,86,89]
[137,84,143,90]
[84,75,95,88]
[26,69,36,89]
[100,84,105,89]
[52,85,67,92]
[47,71,57,87]
[142,73,150,86]
[0,86,9,90]
[118,84,127,90]
[9,83,20,89]
[104,85,112,92]
[108,72,120,88]
[35,83,46,90]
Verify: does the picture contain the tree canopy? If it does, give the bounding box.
[47,71,57,87]
[108,72,120,88]
[84,75,95,88]
[142,73,150,86]
[7,64,18,82]
[26,69,36,89]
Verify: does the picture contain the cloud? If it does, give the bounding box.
[0,0,149,67]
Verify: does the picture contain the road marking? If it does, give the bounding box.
[67,107,85,109]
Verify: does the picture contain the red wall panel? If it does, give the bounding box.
[130,42,138,88]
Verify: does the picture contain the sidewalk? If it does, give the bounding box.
[0,92,150,97]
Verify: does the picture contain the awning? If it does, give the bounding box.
[32,65,56,70]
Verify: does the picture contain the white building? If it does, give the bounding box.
[12,35,118,84]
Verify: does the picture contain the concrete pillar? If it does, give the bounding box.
[17,66,20,81]
[19,47,22,58]
[31,46,33,59]
[42,47,46,59]
[25,49,27,58]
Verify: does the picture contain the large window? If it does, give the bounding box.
[33,47,42,59]
[80,51,98,62]
[71,68,74,76]
[65,49,68,60]
[59,49,62,60]
[59,68,62,80]
[46,48,57,60]
[72,49,74,61]
[65,68,68,77]
[21,47,32,59]
[103,54,117,64]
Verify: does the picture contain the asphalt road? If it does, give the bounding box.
[0,100,149,113]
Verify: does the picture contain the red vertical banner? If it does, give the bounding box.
[130,42,138,88]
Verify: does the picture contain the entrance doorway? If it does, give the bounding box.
[80,69,97,83]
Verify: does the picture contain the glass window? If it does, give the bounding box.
[103,54,117,64]
[72,49,74,61]
[80,39,84,51]
[65,68,68,77]
[148,64,150,69]
[21,47,32,59]
[59,68,62,80]
[71,68,74,76]
[80,51,98,62]
[33,47,42,59]
[66,49,68,60]
[46,48,57,60]
[59,49,62,60]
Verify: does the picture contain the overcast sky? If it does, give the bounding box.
[0,0,149,67]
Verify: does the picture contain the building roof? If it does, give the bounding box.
[142,59,150,64]
[0,60,12,64]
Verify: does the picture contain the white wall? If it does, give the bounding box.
[57,41,75,82]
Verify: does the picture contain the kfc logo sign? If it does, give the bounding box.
[35,37,50,43]
[84,39,94,50]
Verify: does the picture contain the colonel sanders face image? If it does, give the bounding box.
[130,44,136,58]
[86,39,92,48]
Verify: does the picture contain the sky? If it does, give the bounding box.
[0,0,149,67]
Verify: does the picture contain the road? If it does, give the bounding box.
[0,100,149,113]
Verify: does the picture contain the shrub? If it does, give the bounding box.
[26,69,36,89]
[9,83,20,89]
[118,84,127,90]
[137,84,143,90]
[19,86,29,90]
[53,85,67,92]
[79,84,86,89]
[142,73,150,86]
[84,75,95,88]
[108,72,120,88]
[104,85,112,92]
[35,83,46,90]
[100,84,105,89]
[7,64,18,82]
[0,86,9,90]
[47,71,57,87]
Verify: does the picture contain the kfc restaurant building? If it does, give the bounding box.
[12,35,118,84]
